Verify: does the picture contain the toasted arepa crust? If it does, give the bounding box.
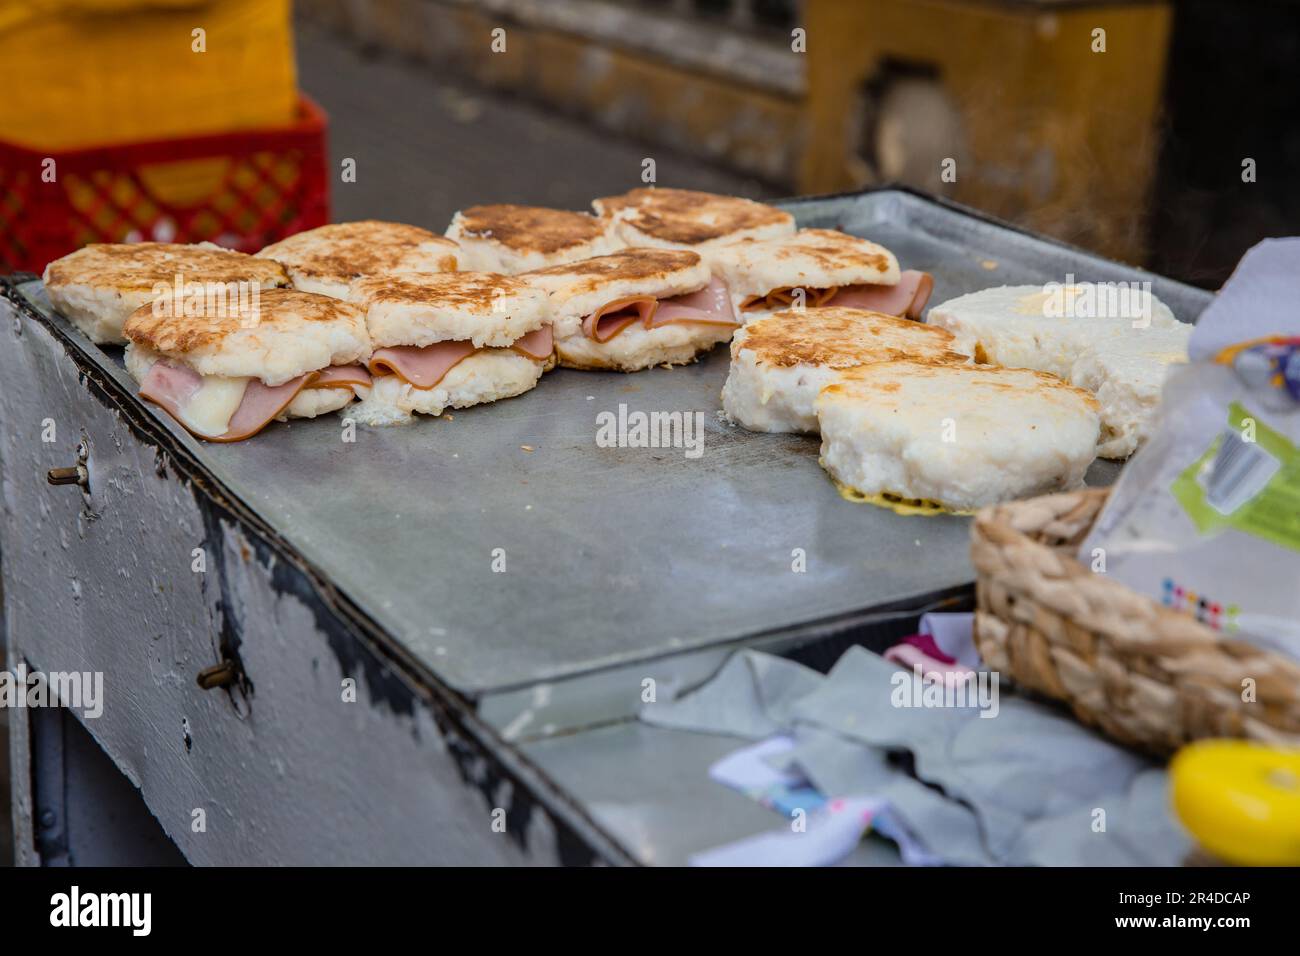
[592,188,794,249]
[349,271,549,348]
[737,307,957,369]
[816,361,1101,510]
[43,242,288,344]
[122,287,370,386]
[446,205,624,273]
[258,221,459,298]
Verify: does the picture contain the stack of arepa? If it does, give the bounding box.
[720,305,1104,511]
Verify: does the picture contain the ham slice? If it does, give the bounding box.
[369,342,479,389]
[582,296,657,343]
[222,377,310,440]
[509,325,554,361]
[647,276,738,329]
[138,361,307,442]
[738,271,933,319]
[581,279,739,342]
[369,331,554,389]
[305,363,372,390]
[827,270,934,319]
[740,286,837,312]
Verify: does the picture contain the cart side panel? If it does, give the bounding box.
[0,294,601,866]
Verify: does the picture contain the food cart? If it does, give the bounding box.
[0,188,1212,865]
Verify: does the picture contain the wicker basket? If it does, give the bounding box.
[971,488,1300,755]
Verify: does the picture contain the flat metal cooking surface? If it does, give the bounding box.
[17,189,1212,696]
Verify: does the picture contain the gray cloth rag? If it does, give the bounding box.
[641,646,1192,866]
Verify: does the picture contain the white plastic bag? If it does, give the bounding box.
[1082,239,1300,661]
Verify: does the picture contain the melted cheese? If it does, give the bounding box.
[178,376,250,436]
[831,478,971,516]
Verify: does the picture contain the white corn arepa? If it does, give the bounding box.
[122,288,371,439]
[926,283,1182,377]
[927,284,1189,458]
[722,307,965,434]
[1069,324,1191,458]
[349,271,549,348]
[122,286,370,387]
[524,248,730,371]
[592,187,794,253]
[816,360,1101,512]
[526,248,710,335]
[445,204,624,273]
[711,228,901,317]
[43,241,288,344]
[258,221,459,299]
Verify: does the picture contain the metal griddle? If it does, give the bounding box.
[15,188,1213,698]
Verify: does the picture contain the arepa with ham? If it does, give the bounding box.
[710,228,932,322]
[524,248,738,371]
[123,288,372,442]
[347,271,553,426]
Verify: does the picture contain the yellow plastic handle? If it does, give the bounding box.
[1171,740,1300,866]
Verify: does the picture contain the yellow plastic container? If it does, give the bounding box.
[1171,740,1300,866]
[0,0,296,150]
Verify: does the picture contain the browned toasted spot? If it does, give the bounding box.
[526,248,700,294]
[259,221,457,281]
[349,271,533,310]
[123,287,363,353]
[767,229,890,273]
[45,243,287,293]
[456,205,608,254]
[740,307,961,370]
[594,188,792,245]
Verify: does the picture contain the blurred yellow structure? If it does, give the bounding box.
[306,0,1173,264]
[803,0,1173,264]
[1171,740,1300,867]
[0,0,297,150]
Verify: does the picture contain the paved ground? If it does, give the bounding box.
[294,19,777,230]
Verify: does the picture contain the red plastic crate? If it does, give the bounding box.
[0,96,330,274]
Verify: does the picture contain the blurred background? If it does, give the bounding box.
[1,0,1298,287]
